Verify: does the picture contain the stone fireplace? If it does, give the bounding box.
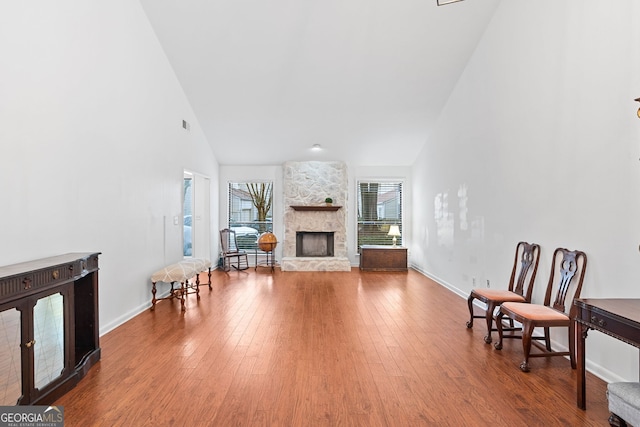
[281,161,351,271]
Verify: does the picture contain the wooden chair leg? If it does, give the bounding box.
[484,302,496,344]
[520,322,535,372]
[494,310,505,350]
[466,295,475,328]
[544,327,552,351]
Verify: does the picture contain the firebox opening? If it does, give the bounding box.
[296,232,335,257]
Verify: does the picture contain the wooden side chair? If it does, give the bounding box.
[466,241,540,343]
[219,228,249,271]
[494,247,587,372]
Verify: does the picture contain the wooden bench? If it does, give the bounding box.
[150,258,212,311]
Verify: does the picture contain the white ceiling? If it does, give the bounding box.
[140,0,500,166]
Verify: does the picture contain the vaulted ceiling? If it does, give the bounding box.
[140,0,501,166]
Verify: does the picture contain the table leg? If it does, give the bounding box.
[577,322,588,409]
[269,250,274,272]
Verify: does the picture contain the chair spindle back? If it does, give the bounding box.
[546,248,588,313]
[509,241,541,302]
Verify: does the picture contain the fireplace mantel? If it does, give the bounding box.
[290,205,342,211]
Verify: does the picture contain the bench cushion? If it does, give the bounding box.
[608,382,640,426]
[151,258,211,283]
[180,258,211,273]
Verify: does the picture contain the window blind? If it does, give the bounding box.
[357,181,403,250]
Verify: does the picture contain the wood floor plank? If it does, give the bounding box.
[54,268,610,426]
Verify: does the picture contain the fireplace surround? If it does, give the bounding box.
[281,161,351,271]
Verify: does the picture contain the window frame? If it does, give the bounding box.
[356,179,404,252]
[227,181,274,252]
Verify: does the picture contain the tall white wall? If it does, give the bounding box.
[0,1,219,333]
[412,0,640,383]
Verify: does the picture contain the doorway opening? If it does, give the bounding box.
[183,171,211,260]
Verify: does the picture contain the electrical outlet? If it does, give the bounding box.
[472,277,476,285]
[486,279,490,288]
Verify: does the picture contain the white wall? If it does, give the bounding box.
[411,0,640,383]
[0,1,219,334]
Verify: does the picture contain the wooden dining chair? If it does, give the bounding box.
[466,241,540,343]
[494,247,587,372]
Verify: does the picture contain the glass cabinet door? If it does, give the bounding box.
[0,307,22,405]
[33,292,65,390]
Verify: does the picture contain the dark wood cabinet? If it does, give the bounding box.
[0,252,100,405]
[359,245,408,271]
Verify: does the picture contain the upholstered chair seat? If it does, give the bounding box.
[472,289,527,303]
[500,302,569,322]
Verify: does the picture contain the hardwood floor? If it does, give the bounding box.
[55,268,610,426]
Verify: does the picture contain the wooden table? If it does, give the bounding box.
[359,245,407,271]
[574,298,640,409]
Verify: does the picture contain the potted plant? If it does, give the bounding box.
[325,197,333,206]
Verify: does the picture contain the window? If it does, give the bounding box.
[228,182,273,251]
[357,181,403,250]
